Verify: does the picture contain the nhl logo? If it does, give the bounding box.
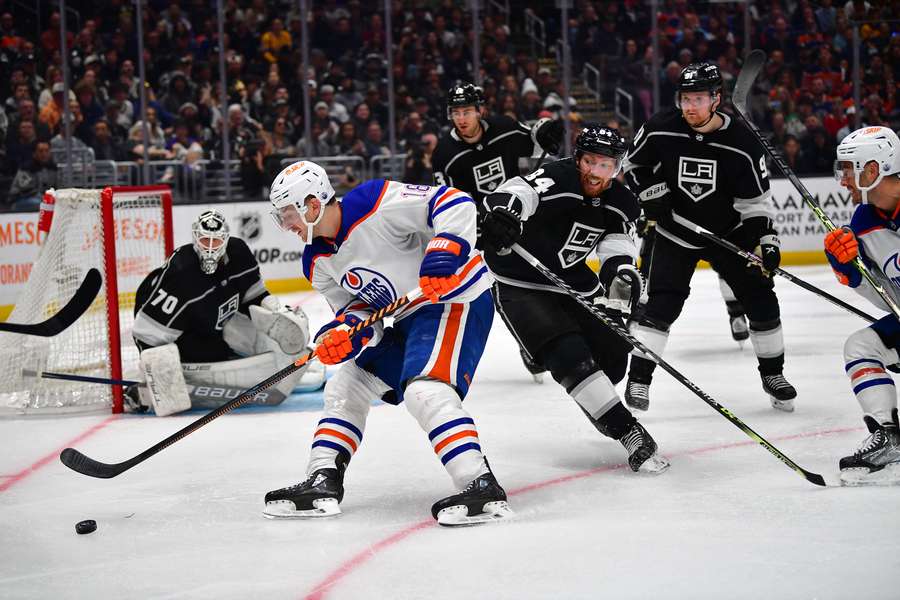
[237,212,262,242]
[678,156,717,202]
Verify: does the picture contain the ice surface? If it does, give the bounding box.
[2,267,898,600]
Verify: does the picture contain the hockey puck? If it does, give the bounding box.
[75,519,97,535]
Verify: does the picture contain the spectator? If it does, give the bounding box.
[782,134,809,173]
[75,82,104,128]
[330,121,366,158]
[160,72,195,117]
[4,120,38,174]
[403,132,438,184]
[10,99,50,142]
[319,84,349,124]
[89,119,126,161]
[128,107,173,161]
[260,18,291,64]
[362,121,390,158]
[8,141,57,209]
[38,82,72,134]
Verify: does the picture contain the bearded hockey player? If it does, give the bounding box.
[432,82,565,383]
[825,125,900,486]
[623,62,797,413]
[478,124,670,474]
[130,209,320,416]
[264,161,512,526]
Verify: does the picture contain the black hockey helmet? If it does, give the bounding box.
[676,62,723,106]
[574,124,628,160]
[446,82,485,119]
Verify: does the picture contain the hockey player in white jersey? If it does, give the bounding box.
[263,161,512,526]
[826,126,900,485]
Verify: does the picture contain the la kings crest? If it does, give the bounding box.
[558,222,604,268]
[678,156,717,201]
[473,156,506,195]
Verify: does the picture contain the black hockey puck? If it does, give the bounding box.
[75,519,97,535]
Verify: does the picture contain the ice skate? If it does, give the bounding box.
[431,464,514,527]
[839,414,900,486]
[729,313,750,345]
[520,347,545,384]
[761,373,797,412]
[619,421,670,474]
[263,458,346,519]
[624,378,650,412]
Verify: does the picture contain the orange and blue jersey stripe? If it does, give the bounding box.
[311,417,363,459]
[428,417,481,465]
[845,358,894,395]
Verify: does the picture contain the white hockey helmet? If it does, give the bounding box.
[834,126,900,203]
[192,209,229,274]
[269,160,335,244]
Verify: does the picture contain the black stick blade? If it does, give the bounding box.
[0,268,102,336]
[805,471,827,487]
[732,49,766,116]
[59,447,129,479]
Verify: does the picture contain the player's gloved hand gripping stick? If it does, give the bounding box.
[59,288,424,479]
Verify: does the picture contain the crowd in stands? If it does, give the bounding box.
[0,0,897,209]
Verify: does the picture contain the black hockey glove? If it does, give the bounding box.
[480,206,523,254]
[637,182,672,225]
[755,232,781,275]
[535,118,565,155]
[594,264,643,320]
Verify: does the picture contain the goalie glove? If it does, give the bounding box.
[594,264,643,320]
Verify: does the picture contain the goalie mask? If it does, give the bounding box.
[192,210,230,274]
[834,126,900,204]
[269,160,336,244]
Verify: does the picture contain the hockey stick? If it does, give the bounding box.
[21,370,290,407]
[679,220,877,323]
[0,268,101,336]
[732,50,900,320]
[60,288,423,479]
[511,243,826,486]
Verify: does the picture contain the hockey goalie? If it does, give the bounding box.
[128,209,324,416]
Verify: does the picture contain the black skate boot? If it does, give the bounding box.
[624,378,651,412]
[729,313,750,343]
[431,462,514,527]
[839,412,900,486]
[619,421,670,473]
[761,373,797,412]
[263,455,348,519]
[520,347,546,384]
[123,384,148,414]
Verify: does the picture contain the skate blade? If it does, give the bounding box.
[532,373,544,384]
[262,498,341,519]
[436,501,514,527]
[770,396,795,412]
[840,464,900,486]
[637,453,671,474]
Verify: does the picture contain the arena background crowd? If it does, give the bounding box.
[0,0,897,210]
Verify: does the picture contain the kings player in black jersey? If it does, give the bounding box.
[478,124,670,474]
[432,82,564,382]
[129,210,317,415]
[623,63,797,413]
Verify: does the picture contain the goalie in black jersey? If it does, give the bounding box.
[623,63,797,413]
[432,82,564,383]
[478,124,670,474]
[129,210,322,415]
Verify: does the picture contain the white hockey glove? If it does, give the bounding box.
[594,264,643,320]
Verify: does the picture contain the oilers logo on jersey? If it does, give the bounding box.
[341,267,396,309]
[882,252,900,288]
[474,156,506,195]
[678,156,718,201]
[558,222,604,268]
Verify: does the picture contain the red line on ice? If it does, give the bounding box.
[0,415,118,493]
[300,425,861,600]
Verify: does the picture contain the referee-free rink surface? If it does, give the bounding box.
[2,266,898,600]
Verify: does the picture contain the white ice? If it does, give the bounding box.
[2,266,899,600]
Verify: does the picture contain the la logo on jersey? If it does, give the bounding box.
[215,293,240,330]
[558,222,604,268]
[341,267,397,309]
[473,156,506,195]
[678,156,717,201]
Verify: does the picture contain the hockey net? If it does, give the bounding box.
[0,186,173,415]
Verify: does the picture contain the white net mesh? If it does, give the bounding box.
[0,187,171,415]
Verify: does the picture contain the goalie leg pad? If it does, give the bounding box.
[139,344,191,417]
